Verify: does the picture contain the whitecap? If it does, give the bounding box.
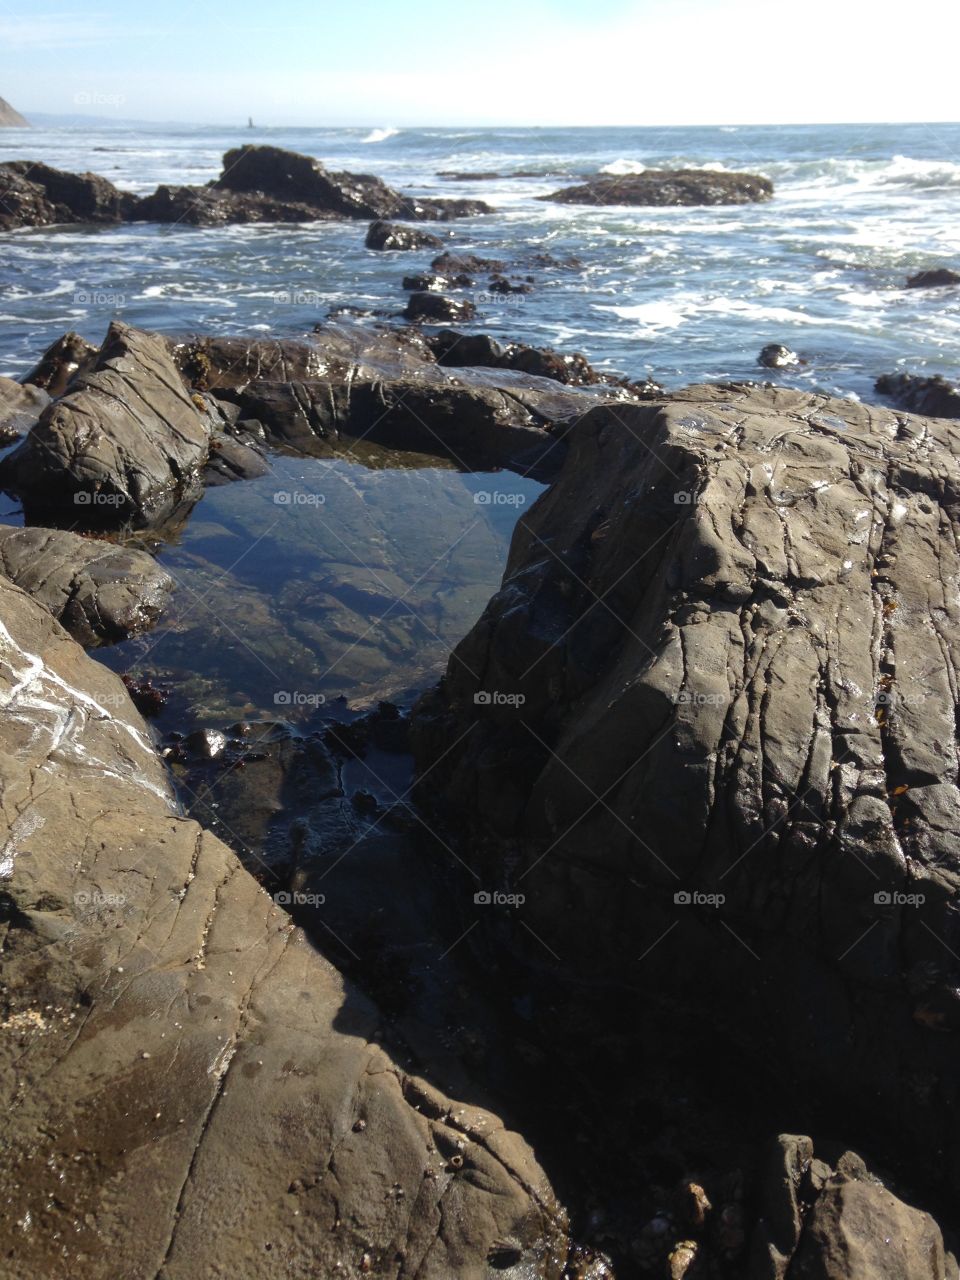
[599,158,646,175]
[362,127,399,144]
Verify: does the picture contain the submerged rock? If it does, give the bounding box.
[875,371,960,418]
[0,575,567,1277]
[540,168,774,206]
[365,219,443,250]
[906,267,960,289]
[412,383,960,1190]
[431,250,506,274]
[1,322,211,527]
[0,525,173,645]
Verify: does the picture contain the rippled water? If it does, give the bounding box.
[1,122,959,399]
[95,445,543,727]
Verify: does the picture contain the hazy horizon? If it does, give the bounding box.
[2,0,958,129]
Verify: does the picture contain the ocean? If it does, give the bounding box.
[1,120,959,399]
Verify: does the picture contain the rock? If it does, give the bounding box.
[203,428,271,486]
[18,331,99,397]
[0,160,134,229]
[758,343,800,369]
[228,359,638,478]
[1,322,212,528]
[402,272,474,292]
[0,525,173,646]
[169,322,435,391]
[431,250,506,274]
[539,169,774,206]
[906,268,960,289]
[876,372,960,418]
[487,274,534,295]
[410,383,960,1185]
[364,219,443,250]
[428,328,664,393]
[0,377,49,440]
[403,291,477,324]
[747,1135,955,1279]
[0,95,28,127]
[0,575,567,1278]
[133,146,494,227]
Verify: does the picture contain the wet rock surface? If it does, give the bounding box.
[1,321,212,527]
[403,290,477,323]
[19,330,99,398]
[540,169,774,206]
[411,382,960,1204]
[365,219,444,250]
[0,524,173,645]
[0,575,568,1279]
[0,159,135,229]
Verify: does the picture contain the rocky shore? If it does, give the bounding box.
[0,139,958,1276]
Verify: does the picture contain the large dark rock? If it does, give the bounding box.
[540,168,774,206]
[906,268,960,289]
[0,575,567,1278]
[759,343,801,369]
[0,160,134,229]
[0,524,173,645]
[403,291,477,324]
[133,146,494,227]
[431,250,506,274]
[411,383,960,1191]
[1,322,211,528]
[364,219,443,250]
[876,371,960,418]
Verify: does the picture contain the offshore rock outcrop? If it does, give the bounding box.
[540,168,774,206]
[0,146,494,231]
[412,382,960,1196]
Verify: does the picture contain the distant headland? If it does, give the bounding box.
[0,96,29,128]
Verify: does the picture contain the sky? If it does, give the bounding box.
[1,0,958,128]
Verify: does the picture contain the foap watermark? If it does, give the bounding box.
[474,690,526,707]
[74,289,125,306]
[274,890,326,906]
[674,890,725,907]
[274,289,322,307]
[74,90,126,108]
[673,690,727,707]
[874,890,926,907]
[273,490,326,506]
[274,690,326,708]
[474,490,527,507]
[74,890,126,908]
[674,490,703,506]
[474,890,526,907]
[475,291,526,306]
[74,491,125,507]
